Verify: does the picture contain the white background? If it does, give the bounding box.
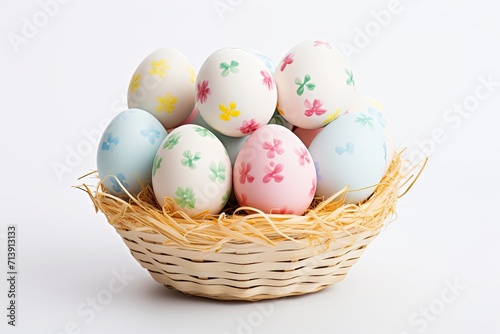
[1,0,499,333]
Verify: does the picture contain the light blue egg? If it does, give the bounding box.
[246,48,277,73]
[309,112,386,204]
[192,112,248,166]
[97,108,168,196]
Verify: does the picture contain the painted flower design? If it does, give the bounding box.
[175,186,196,209]
[129,73,141,93]
[156,93,178,114]
[262,139,285,158]
[294,147,311,166]
[140,125,161,145]
[187,66,195,83]
[355,114,375,129]
[110,173,128,193]
[314,161,323,182]
[280,53,294,72]
[276,103,285,116]
[237,192,248,206]
[313,40,333,49]
[239,162,255,184]
[101,133,119,150]
[152,155,162,177]
[194,126,215,138]
[219,101,240,121]
[367,107,388,128]
[222,190,230,204]
[220,60,239,77]
[196,80,210,104]
[239,119,260,134]
[345,69,355,86]
[181,150,201,169]
[263,162,285,183]
[309,179,316,198]
[304,99,326,117]
[277,206,294,214]
[150,59,169,78]
[260,70,274,91]
[295,75,316,96]
[162,132,181,150]
[323,108,341,125]
[335,142,355,155]
[209,161,226,183]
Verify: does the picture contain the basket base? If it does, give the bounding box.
[117,228,380,301]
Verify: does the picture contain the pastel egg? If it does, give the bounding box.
[195,48,277,137]
[127,48,196,129]
[274,39,355,130]
[309,112,387,204]
[346,96,394,170]
[233,124,317,215]
[97,108,168,196]
[152,124,232,216]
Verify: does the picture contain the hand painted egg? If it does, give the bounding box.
[309,112,387,204]
[346,96,394,170]
[97,108,168,196]
[233,124,317,215]
[274,39,355,130]
[192,110,248,166]
[245,48,277,73]
[152,124,232,216]
[195,48,277,137]
[127,48,196,129]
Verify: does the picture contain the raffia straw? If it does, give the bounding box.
[76,150,426,252]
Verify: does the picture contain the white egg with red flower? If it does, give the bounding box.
[195,48,277,137]
[274,39,355,130]
[233,124,317,215]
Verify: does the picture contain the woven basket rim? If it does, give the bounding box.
[77,150,425,252]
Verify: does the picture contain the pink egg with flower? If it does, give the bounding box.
[233,124,317,215]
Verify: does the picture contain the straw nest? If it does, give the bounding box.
[78,150,425,253]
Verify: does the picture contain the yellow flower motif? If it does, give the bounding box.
[150,59,169,78]
[323,108,341,125]
[372,99,386,113]
[276,102,284,116]
[156,93,178,114]
[219,101,240,121]
[187,66,195,83]
[129,73,141,93]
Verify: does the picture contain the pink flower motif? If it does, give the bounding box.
[260,70,274,91]
[280,53,294,72]
[309,178,317,198]
[262,139,285,159]
[294,147,311,166]
[237,192,248,206]
[278,206,294,214]
[313,40,333,49]
[239,162,255,184]
[239,119,261,134]
[304,99,327,117]
[263,162,285,183]
[196,80,210,104]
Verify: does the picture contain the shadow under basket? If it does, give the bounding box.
[80,151,424,301]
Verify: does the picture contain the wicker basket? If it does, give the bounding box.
[80,151,423,301]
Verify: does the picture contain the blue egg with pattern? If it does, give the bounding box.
[97,108,168,196]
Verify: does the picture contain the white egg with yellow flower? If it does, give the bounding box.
[127,48,196,129]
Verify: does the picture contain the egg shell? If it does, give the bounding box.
[346,96,394,170]
[152,124,232,216]
[127,48,196,129]
[233,124,317,215]
[97,108,168,197]
[192,110,248,166]
[309,112,387,204]
[274,39,355,130]
[195,48,277,137]
[245,48,277,73]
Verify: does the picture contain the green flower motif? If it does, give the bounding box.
[194,126,215,138]
[209,161,226,183]
[175,186,196,209]
[295,75,315,96]
[222,190,230,203]
[220,60,239,77]
[181,150,201,169]
[163,132,181,150]
[346,69,355,86]
[355,114,375,129]
[152,155,162,177]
